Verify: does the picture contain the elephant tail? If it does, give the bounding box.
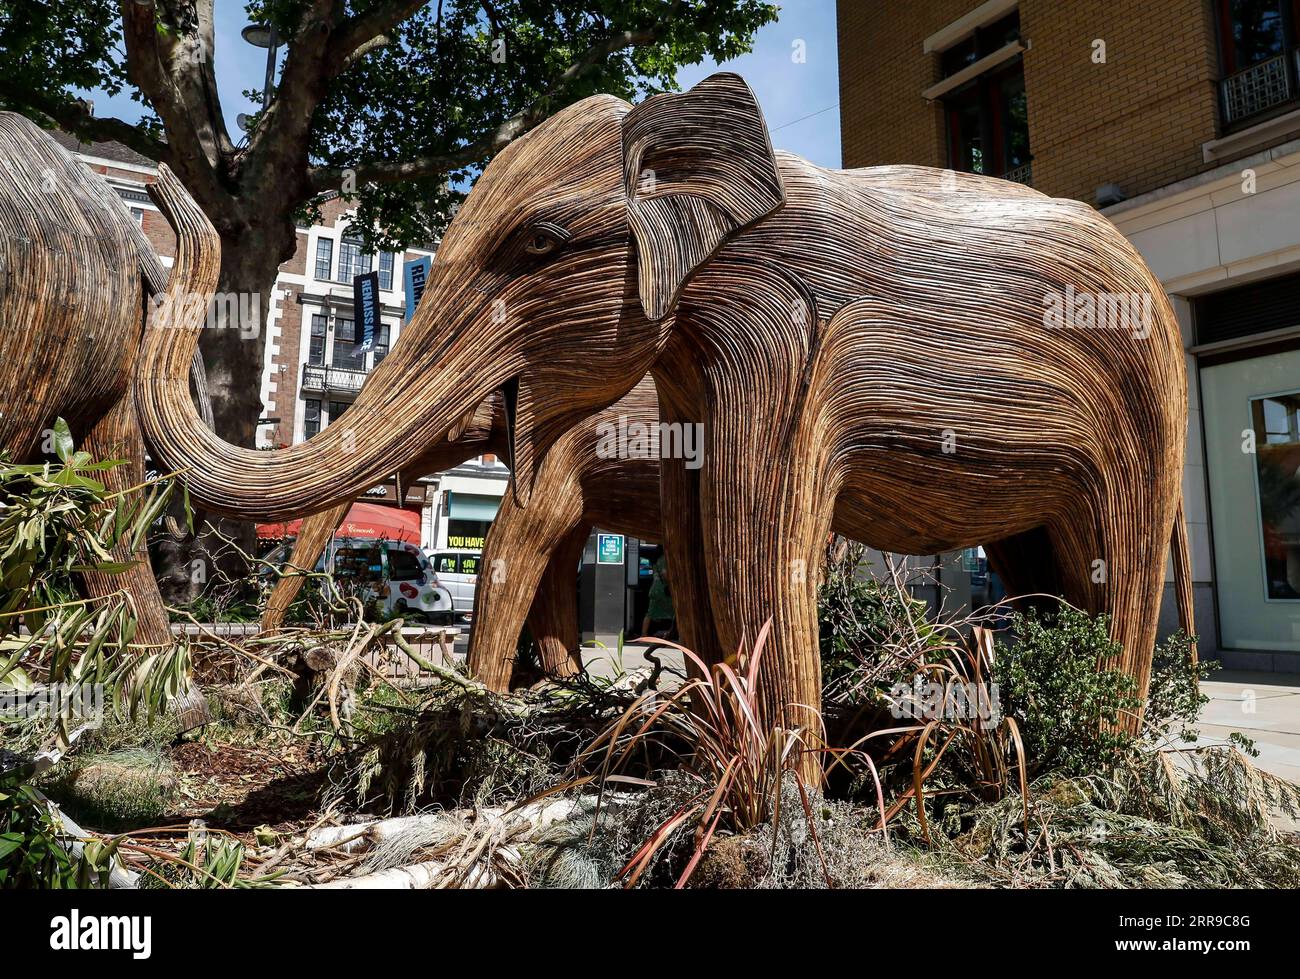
[1171,496,1197,666]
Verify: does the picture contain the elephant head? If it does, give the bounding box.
[136,73,783,519]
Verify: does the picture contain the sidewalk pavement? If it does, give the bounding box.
[1189,671,1300,785]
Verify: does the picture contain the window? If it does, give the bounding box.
[129,207,145,227]
[435,553,459,575]
[1216,0,1300,123]
[379,251,395,291]
[939,11,1022,78]
[328,401,350,424]
[314,238,333,280]
[308,314,327,365]
[304,399,321,438]
[940,11,1030,182]
[387,548,425,582]
[372,323,391,366]
[1251,390,1300,600]
[331,318,365,370]
[945,62,1030,180]
[338,235,371,282]
[1218,0,1293,73]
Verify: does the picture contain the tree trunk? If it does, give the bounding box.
[153,215,295,604]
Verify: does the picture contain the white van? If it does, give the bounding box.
[426,550,480,620]
[264,538,453,622]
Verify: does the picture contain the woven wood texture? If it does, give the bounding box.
[134,76,1194,783]
[0,113,180,648]
[260,380,663,692]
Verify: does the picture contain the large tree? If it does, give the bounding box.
[0,0,777,593]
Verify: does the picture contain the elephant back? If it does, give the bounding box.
[0,112,142,459]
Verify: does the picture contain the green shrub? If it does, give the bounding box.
[818,541,947,698]
[992,606,1142,776]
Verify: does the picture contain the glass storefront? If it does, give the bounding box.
[1201,348,1300,652]
[1251,390,1300,601]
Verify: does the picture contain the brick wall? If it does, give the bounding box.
[837,0,971,170]
[835,0,1263,205]
[1018,0,1220,203]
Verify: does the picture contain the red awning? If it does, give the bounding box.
[257,502,423,543]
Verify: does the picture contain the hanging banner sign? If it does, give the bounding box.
[353,270,380,351]
[403,256,432,321]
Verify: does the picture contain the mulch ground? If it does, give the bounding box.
[165,738,332,837]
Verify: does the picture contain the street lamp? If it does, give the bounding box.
[241,23,280,112]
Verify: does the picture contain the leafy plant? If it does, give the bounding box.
[848,626,1029,844]
[819,538,948,699]
[1,421,193,886]
[0,773,83,888]
[992,606,1142,776]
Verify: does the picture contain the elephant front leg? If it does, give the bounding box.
[77,393,173,649]
[697,403,839,788]
[524,523,590,681]
[657,407,724,673]
[467,480,583,691]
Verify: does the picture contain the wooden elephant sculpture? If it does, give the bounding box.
[137,74,1194,783]
[260,379,662,692]
[0,113,211,675]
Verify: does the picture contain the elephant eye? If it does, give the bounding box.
[523,222,568,257]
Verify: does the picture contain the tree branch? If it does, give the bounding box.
[118,0,232,208]
[0,83,168,162]
[327,0,429,75]
[306,11,677,193]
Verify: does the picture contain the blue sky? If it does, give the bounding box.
[82,0,840,168]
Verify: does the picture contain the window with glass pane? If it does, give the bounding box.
[379,251,395,291]
[1218,0,1293,73]
[945,61,1031,179]
[1251,390,1300,600]
[329,401,350,425]
[308,314,327,365]
[331,318,365,370]
[372,323,391,366]
[304,399,321,438]
[338,236,371,282]
[314,238,333,280]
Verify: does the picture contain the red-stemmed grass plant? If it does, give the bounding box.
[576,619,888,888]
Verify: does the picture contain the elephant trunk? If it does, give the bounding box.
[135,166,501,523]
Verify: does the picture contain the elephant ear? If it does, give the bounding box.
[623,72,785,321]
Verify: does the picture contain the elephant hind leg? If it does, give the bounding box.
[78,394,211,730]
[983,525,1061,614]
[1048,483,1175,721]
[524,523,590,684]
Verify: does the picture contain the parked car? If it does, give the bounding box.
[425,550,481,620]
[262,538,453,622]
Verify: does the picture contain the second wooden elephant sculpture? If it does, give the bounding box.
[0,114,212,666]
[260,380,662,691]
[137,73,1194,784]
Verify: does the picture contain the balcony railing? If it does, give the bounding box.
[301,362,369,395]
[999,162,1033,186]
[1221,51,1297,126]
